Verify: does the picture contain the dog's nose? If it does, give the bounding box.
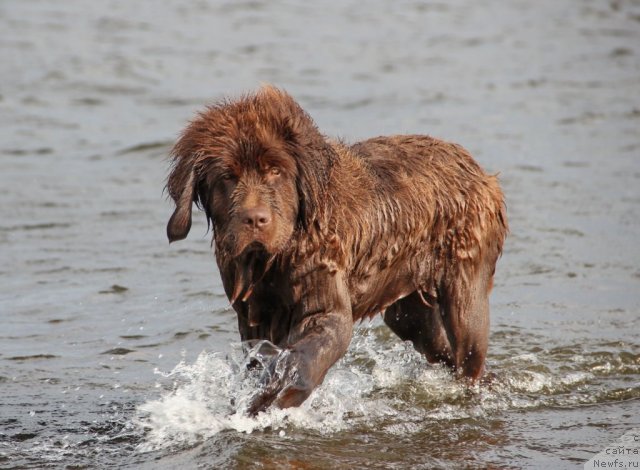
[241,207,271,229]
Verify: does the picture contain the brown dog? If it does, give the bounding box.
[166,86,507,414]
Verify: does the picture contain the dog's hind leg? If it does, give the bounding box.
[383,291,456,369]
[437,262,494,381]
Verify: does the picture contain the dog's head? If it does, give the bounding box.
[166,86,334,268]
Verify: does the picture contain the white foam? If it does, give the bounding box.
[134,328,427,450]
[133,324,603,452]
[511,352,540,363]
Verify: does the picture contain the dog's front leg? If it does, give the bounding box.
[246,271,353,415]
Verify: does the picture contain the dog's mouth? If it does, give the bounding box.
[230,243,273,304]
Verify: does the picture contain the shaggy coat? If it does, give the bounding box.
[166,86,507,413]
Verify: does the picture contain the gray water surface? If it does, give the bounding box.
[1,1,639,468]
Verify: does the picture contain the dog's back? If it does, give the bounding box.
[346,134,507,272]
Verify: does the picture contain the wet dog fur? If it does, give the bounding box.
[166,86,508,413]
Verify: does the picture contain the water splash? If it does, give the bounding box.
[134,324,640,452]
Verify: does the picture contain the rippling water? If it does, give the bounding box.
[1,0,639,468]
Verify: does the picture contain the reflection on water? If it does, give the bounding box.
[1,0,639,468]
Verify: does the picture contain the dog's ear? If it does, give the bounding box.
[282,115,336,231]
[166,163,196,243]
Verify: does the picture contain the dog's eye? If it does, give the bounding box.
[222,174,234,181]
[268,167,281,176]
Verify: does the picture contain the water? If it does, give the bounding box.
[1,0,639,468]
